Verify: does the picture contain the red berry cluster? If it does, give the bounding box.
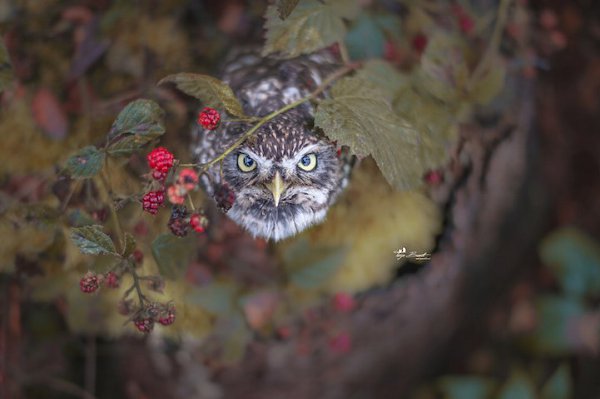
[167,168,199,205]
[147,147,175,181]
[133,302,177,333]
[80,272,100,293]
[198,107,221,130]
[104,271,120,288]
[142,190,165,215]
[134,317,154,333]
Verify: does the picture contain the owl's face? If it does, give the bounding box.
[221,114,341,241]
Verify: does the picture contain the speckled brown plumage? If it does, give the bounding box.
[192,49,354,241]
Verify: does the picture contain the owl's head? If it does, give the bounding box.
[221,111,342,241]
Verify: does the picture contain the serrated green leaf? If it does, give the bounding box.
[497,373,536,399]
[70,225,117,256]
[356,59,410,102]
[283,239,347,289]
[122,232,136,257]
[107,134,155,157]
[263,0,359,58]
[187,282,237,316]
[524,296,586,355]
[151,233,195,279]
[108,99,165,139]
[65,146,106,179]
[0,40,13,92]
[539,227,600,299]
[315,76,424,190]
[276,0,300,20]
[158,73,246,118]
[438,376,494,399]
[541,364,571,399]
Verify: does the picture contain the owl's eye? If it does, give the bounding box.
[237,153,257,172]
[297,153,317,171]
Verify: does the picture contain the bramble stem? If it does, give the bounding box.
[97,171,125,254]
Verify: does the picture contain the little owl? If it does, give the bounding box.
[193,49,353,241]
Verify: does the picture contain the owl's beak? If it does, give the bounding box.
[265,171,288,207]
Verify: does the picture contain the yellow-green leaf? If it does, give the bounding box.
[315,76,424,190]
[65,146,105,179]
[107,134,155,157]
[158,73,246,118]
[263,0,359,58]
[355,59,410,102]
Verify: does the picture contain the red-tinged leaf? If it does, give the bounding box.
[32,88,68,140]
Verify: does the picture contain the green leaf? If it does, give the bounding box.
[108,99,165,139]
[438,376,494,399]
[106,134,155,157]
[70,225,117,256]
[497,373,536,399]
[122,232,136,257]
[0,40,13,92]
[151,233,195,279]
[283,239,347,289]
[65,146,106,179]
[356,59,410,102]
[263,0,359,58]
[220,312,252,363]
[315,76,424,190]
[539,227,600,299]
[541,364,571,399]
[187,282,237,316]
[524,296,586,355]
[276,0,300,20]
[158,73,246,118]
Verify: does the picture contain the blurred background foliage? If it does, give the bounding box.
[0,0,599,398]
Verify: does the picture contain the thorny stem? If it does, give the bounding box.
[189,62,360,173]
[338,41,351,65]
[128,263,147,307]
[468,0,512,90]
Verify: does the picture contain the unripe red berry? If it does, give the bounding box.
[132,249,144,264]
[105,271,119,288]
[147,147,174,173]
[152,169,167,181]
[190,213,209,233]
[176,168,199,191]
[424,170,443,186]
[198,107,221,130]
[142,190,165,215]
[134,317,154,333]
[80,272,100,293]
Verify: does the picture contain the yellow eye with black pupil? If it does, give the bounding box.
[237,153,257,172]
[297,153,317,171]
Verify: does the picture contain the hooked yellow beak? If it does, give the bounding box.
[265,171,288,207]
